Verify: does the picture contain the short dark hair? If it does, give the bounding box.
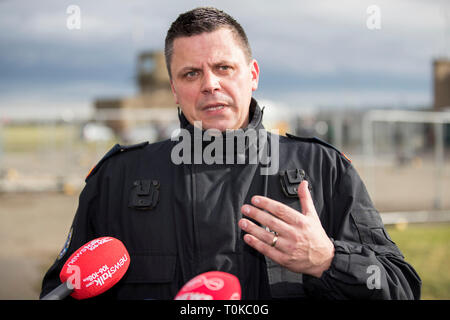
[164,7,252,78]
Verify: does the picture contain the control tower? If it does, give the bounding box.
[94,51,175,134]
[433,58,450,111]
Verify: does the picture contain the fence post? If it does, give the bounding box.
[362,112,375,199]
[434,122,444,210]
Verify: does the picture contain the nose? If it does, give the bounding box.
[201,70,220,94]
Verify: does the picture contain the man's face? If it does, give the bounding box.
[169,27,259,131]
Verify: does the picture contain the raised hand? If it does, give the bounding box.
[238,180,335,278]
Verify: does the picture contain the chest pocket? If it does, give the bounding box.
[115,254,178,299]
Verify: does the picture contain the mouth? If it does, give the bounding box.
[202,103,228,112]
[201,103,231,115]
[206,105,225,111]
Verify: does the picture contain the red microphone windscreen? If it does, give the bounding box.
[174,271,241,300]
[59,237,130,300]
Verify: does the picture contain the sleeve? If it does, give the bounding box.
[302,163,422,300]
[39,176,99,299]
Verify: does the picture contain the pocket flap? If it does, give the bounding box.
[351,210,383,228]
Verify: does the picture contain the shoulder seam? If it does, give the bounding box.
[85,141,149,182]
[285,133,336,149]
[285,133,352,163]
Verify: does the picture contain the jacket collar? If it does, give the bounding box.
[176,98,266,162]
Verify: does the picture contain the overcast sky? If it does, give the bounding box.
[0,0,449,115]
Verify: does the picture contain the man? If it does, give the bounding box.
[41,7,421,300]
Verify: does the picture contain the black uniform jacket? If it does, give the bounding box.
[40,99,421,300]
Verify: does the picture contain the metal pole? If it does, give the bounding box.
[362,112,375,198]
[332,115,343,150]
[434,122,444,209]
[0,119,3,175]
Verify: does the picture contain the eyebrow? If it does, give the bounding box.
[177,61,235,76]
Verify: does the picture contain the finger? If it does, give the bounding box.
[239,218,273,244]
[241,204,292,235]
[250,196,304,226]
[298,180,317,216]
[242,233,286,266]
[238,218,288,252]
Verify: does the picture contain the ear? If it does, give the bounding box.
[250,59,260,92]
[170,79,179,105]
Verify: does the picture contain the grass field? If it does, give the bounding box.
[1,124,115,152]
[386,223,450,300]
[1,124,79,152]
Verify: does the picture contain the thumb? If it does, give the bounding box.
[298,180,316,216]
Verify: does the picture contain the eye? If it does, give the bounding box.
[216,65,234,76]
[218,65,231,71]
[184,70,199,79]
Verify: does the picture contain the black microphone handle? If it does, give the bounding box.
[40,281,74,300]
